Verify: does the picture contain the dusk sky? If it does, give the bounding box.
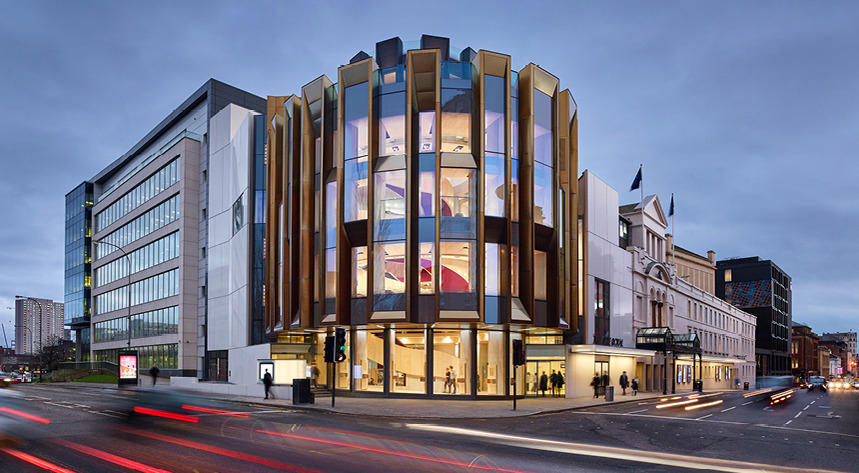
[1,1,856,340]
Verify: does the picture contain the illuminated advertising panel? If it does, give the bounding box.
[118,350,138,386]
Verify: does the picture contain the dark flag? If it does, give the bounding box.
[669,193,675,217]
[629,166,642,192]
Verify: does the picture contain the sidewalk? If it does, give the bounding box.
[183,389,668,418]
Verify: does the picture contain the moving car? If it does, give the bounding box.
[807,376,827,391]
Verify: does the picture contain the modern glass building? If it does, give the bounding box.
[264,35,579,398]
[64,181,93,360]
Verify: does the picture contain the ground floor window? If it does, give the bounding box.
[392,329,425,394]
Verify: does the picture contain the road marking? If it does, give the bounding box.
[696,414,712,420]
[741,401,753,406]
[803,405,809,411]
[570,411,748,425]
[88,410,122,419]
[44,402,76,409]
[793,412,801,419]
[810,400,815,404]
[754,424,859,439]
[626,409,648,414]
[720,407,735,412]
[785,420,792,425]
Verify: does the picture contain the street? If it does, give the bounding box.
[1,384,857,472]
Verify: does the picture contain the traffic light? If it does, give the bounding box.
[323,335,335,363]
[512,339,525,366]
[334,327,347,363]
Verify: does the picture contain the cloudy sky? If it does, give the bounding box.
[1,1,856,341]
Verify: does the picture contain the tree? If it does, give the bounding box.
[39,335,75,372]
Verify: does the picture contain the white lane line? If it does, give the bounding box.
[793,412,802,419]
[803,405,809,411]
[88,410,122,419]
[742,401,754,406]
[571,411,748,425]
[104,410,126,415]
[626,409,648,414]
[44,402,76,409]
[755,424,859,439]
[785,420,792,425]
[720,406,736,413]
[810,400,816,404]
[696,414,713,420]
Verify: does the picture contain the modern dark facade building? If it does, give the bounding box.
[64,182,94,359]
[64,79,266,377]
[264,35,579,398]
[716,257,792,376]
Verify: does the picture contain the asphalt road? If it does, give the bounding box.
[1,383,856,472]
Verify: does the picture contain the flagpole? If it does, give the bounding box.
[640,164,645,255]
[671,193,675,267]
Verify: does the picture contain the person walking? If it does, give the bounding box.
[149,364,160,386]
[263,369,273,399]
[590,373,600,398]
[449,366,457,394]
[549,370,558,397]
[444,367,452,393]
[539,371,549,397]
[556,371,565,397]
[311,364,320,388]
[631,376,639,396]
[620,371,629,395]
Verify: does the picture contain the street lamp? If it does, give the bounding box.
[93,240,132,348]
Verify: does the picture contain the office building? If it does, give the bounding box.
[15,297,64,355]
[64,79,265,377]
[263,35,579,398]
[716,257,792,376]
[64,182,93,359]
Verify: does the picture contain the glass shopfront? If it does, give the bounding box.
[276,326,563,399]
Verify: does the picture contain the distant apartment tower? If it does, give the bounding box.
[15,298,64,355]
[63,79,265,377]
[716,257,792,376]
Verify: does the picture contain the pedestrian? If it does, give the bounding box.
[449,366,457,394]
[444,367,452,393]
[311,364,320,388]
[531,372,539,394]
[149,364,160,386]
[263,369,273,399]
[550,370,559,397]
[620,371,629,395]
[631,376,639,396]
[590,373,600,398]
[539,371,549,397]
[556,371,565,396]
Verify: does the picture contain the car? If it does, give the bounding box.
[807,376,827,391]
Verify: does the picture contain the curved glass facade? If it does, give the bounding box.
[264,36,579,398]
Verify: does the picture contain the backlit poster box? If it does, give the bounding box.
[118,350,138,386]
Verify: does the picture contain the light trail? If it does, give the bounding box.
[55,439,172,473]
[181,404,249,418]
[0,406,51,424]
[684,400,723,411]
[132,406,198,423]
[0,448,76,473]
[404,424,847,473]
[257,429,534,473]
[120,426,325,473]
[655,399,699,409]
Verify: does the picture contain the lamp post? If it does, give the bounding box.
[93,240,132,348]
[15,296,43,379]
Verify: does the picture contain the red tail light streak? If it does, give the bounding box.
[132,406,199,423]
[55,439,171,473]
[257,429,534,473]
[0,448,75,473]
[180,404,249,418]
[0,407,51,424]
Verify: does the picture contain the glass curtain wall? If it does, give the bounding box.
[353,329,385,391]
[433,328,472,395]
[441,62,472,153]
[484,73,505,217]
[533,90,553,227]
[391,329,426,394]
[477,330,507,395]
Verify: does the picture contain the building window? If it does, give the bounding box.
[392,329,426,394]
[440,241,473,293]
[377,91,406,156]
[418,111,435,153]
[418,155,435,217]
[344,82,369,159]
[477,330,506,395]
[374,170,406,241]
[619,219,629,248]
[485,243,502,296]
[484,74,505,154]
[484,153,505,217]
[594,279,610,344]
[441,88,471,153]
[724,269,732,282]
[440,168,475,238]
[344,157,368,221]
[534,162,553,227]
[352,329,385,392]
[352,246,368,298]
[232,193,244,235]
[535,250,547,300]
[373,242,406,308]
[419,243,434,294]
[533,90,553,166]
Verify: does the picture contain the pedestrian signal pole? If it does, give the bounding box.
[331,327,346,408]
[324,334,335,407]
[512,339,525,411]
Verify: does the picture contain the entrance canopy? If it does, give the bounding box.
[635,327,702,356]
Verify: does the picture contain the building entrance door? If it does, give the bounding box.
[525,360,566,397]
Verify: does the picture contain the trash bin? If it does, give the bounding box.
[743,382,749,391]
[292,378,313,405]
[605,385,614,401]
[693,379,703,393]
